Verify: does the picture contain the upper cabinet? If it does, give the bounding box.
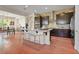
[34,12,52,29]
[34,14,49,29]
[41,16,49,29]
[34,16,42,29]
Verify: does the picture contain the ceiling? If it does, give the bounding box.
[0,5,74,16]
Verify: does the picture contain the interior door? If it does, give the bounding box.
[75,5,79,52]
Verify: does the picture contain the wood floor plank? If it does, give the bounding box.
[0,32,78,54]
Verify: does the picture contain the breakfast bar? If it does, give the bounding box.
[24,29,51,45]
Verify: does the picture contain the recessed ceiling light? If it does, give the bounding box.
[25,5,28,8]
[45,7,48,10]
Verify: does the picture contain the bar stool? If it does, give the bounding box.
[34,30,41,44]
[43,32,47,44]
[24,30,30,40]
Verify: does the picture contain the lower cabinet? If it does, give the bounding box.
[50,29,71,38]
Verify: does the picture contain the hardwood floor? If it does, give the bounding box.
[0,32,78,54]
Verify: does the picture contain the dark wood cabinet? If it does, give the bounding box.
[50,29,71,38]
[34,16,42,29]
[42,16,49,25]
[34,16,49,29]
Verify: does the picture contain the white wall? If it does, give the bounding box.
[75,5,79,52]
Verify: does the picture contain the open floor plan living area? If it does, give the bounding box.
[0,5,79,54]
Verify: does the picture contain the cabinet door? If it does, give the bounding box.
[42,16,49,27]
[75,6,79,52]
[34,17,40,29]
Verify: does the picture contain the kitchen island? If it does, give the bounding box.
[24,29,51,45]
